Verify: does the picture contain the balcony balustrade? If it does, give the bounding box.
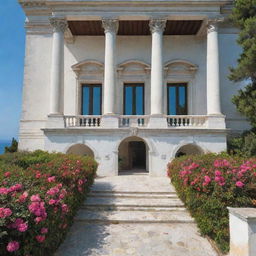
[64,115,101,127]
[166,115,207,128]
[119,115,149,127]
[63,115,212,129]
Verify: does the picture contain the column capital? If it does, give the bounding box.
[49,17,68,33]
[207,17,224,33]
[102,19,119,34]
[149,19,167,34]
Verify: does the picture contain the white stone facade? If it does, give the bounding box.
[18,0,250,176]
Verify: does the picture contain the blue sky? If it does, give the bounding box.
[0,0,25,141]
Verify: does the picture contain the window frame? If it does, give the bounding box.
[123,83,145,115]
[167,83,188,115]
[81,84,102,115]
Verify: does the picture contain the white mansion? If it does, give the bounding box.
[19,0,249,176]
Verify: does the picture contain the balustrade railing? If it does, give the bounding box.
[64,115,101,127]
[166,115,207,127]
[63,115,208,128]
[119,116,149,127]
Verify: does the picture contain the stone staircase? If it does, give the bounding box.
[75,189,195,224]
[57,175,218,256]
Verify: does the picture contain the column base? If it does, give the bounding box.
[101,115,119,128]
[206,114,226,129]
[148,115,168,128]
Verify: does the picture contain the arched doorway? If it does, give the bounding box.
[118,136,148,174]
[175,143,203,158]
[66,144,94,158]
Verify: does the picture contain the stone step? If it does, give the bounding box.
[82,205,187,211]
[88,192,179,199]
[75,210,195,224]
[84,197,184,208]
[91,190,177,195]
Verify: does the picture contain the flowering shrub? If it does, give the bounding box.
[0,151,97,255]
[167,153,256,253]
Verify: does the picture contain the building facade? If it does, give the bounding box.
[19,0,249,176]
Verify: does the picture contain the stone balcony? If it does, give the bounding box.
[61,115,226,130]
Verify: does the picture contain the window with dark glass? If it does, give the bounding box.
[167,83,188,115]
[124,83,144,115]
[81,84,102,115]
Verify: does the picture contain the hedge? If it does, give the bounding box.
[0,151,97,255]
[167,153,256,253]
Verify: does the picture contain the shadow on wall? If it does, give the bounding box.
[175,143,204,158]
[66,144,94,158]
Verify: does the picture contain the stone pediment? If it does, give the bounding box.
[71,60,104,77]
[164,59,198,76]
[117,60,150,76]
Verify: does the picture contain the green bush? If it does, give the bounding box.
[0,151,97,255]
[228,131,256,157]
[167,154,256,253]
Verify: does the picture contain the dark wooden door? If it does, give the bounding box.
[129,141,146,169]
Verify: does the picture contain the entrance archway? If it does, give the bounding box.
[118,136,148,174]
[66,144,94,158]
[175,143,203,158]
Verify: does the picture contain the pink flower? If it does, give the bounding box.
[46,187,59,196]
[4,172,11,177]
[34,217,43,224]
[18,191,28,203]
[30,194,41,202]
[61,204,69,214]
[203,175,211,186]
[78,179,84,185]
[0,208,12,218]
[17,222,28,232]
[8,184,23,193]
[6,241,19,252]
[36,235,45,243]
[0,187,8,195]
[236,181,244,188]
[41,227,48,234]
[47,176,56,182]
[215,170,222,176]
[48,199,56,205]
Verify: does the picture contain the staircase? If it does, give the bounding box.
[56,175,218,256]
[75,190,195,224]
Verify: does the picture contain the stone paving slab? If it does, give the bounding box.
[56,223,218,256]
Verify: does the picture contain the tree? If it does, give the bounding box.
[5,138,18,153]
[229,0,256,129]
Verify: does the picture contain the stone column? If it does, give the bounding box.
[49,18,67,115]
[102,19,119,115]
[149,19,166,116]
[207,20,221,115]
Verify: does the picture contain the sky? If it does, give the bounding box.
[0,0,25,141]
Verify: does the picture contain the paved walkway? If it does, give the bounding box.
[56,175,218,256]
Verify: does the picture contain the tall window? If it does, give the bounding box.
[124,83,144,115]
[81,84,102,115]
[167,83,188,115]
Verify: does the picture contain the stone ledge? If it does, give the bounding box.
[228,207,256,222]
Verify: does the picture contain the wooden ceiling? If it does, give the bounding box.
[68,20,203,36]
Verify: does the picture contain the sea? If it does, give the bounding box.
[0,140,11,155]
